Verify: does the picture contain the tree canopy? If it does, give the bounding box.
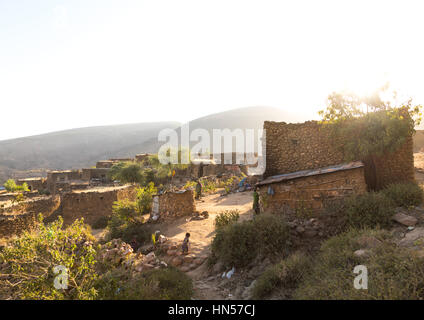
[318,85,422,161]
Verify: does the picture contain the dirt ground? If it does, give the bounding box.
[157,190,254,299]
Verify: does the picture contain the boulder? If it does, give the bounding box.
[171,256,183,267]
[144,252,156,264]
[183,254,195,264]
[356,235,382,249]
[399,227,424,247]
[392,212,418,227]
[354,249,370,258]
[167,249,177,256]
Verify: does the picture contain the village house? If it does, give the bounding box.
[259,120,415,213]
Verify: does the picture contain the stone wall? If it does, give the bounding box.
[264,120,415,189]
[96,160,115,169]
[0,212,39,238]
[257,167,367,214]
[17,178,46,191]
[154,190,195,219]
[0,196,61,215]
[57,185,137,226]
[81,168,111,182]
[264,121,345,177]
[373,136,415,189]
[0,196,61,238]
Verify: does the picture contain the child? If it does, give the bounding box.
[182,232,190,254]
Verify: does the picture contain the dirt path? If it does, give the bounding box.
[158,190,254,299]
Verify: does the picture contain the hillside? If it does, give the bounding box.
[0,106,302,183]
[0,122,180,183]
[136,106,305,153]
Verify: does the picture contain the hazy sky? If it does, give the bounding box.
[1,0,424,140]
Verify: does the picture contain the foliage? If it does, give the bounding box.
[107,199,153,247]
[3,179,29,193]
[211,214,290,267]
[214,209,240,229]
[136,182,157,214]
[184,180,197,189]
[0,216,98,300]
[108,162,144,184]
[294,228,424,299]
[95,267,193,300]
[252,252,312,299]
[344,192,394,229]
[381,182,423,208]
[318,88,422,161]
[12,193,25,204]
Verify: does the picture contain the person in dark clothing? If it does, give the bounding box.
[182,232,190,254]
[195,180,202,200]
[253,187,260,215]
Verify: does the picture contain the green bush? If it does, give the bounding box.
[344,192,394,229]
[211,214,290,267]
[3,179,29,193]
[108,162,144,184]
[214,209,240,229]
[252,252,311,299]
[382,182,423,208]
[96,267,193,300]
[294,228,424,299]
[136,182,157,214]
[0,216,98,300]
[107,199,153,247]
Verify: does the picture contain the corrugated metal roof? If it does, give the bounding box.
[256,161,364,186]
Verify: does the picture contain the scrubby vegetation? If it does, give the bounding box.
[211,214,290,267]
[252,252,312,299]
[0,215,193,300]
[136,182,157,214]
[108,155,189,186]
[344,192,395,229]
[294,228,424,299]
[3,179,29,193]
[106,199,153,248]
[214,209,240,229]
[319,88,422,161]
[382,182,424,208]
[95,267,193,300]
[0,216,98,300]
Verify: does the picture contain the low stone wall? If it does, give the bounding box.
[57,185,137,226]
[153,190,195,219]
[0,212,39,238]
[0,196,60,215]
[0,196,61,238]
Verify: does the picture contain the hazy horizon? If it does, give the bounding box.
[2,0,424,140]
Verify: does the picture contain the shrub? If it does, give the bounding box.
[96,267,193,300]
[344,192,394,229]
[3,179,29,193]
[136,182,157,214]
[92,216,109,229]
[214,209,240,229]
[252,252,312,299]
[0,216,98,300]
[294,228,424,299]
[108,162,144,184]
[211,214,290,267]
[381,182,423,208]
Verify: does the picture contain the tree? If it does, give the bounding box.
[3,179,29,193]
[318,85,422,161]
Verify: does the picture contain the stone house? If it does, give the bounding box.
[17,177,46,192]
[256,161,367,214]
[263,120,414,190]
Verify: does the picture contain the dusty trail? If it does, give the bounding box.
[159,190,254,299]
